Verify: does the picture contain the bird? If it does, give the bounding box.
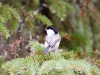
[43,26,61,54]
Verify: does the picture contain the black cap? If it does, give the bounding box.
[47,26,58,34]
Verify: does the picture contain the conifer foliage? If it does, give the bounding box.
[2,42,100,75]
[0,4,19,39]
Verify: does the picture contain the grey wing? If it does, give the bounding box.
[45,35,61,47]
[50,36,61,47]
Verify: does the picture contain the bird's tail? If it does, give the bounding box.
[43,45,50,54]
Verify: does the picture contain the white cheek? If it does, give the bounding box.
[46,30,54,35]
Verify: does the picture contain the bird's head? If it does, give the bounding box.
[45,26,58,36]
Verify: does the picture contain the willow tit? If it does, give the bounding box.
[43,26,61,54]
